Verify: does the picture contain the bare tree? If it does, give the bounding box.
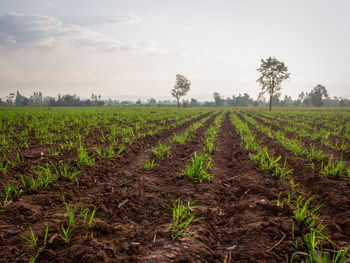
[257,57,290,110]
[171,74,191,108]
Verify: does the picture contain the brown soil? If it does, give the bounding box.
[1,110,349,262]
[239,113,350,248]
[247,112,350,163]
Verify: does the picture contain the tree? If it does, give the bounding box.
[213,92,224,106]
[310,84,328,107]
[190,98,198,106]
[257,57,290,110]
[6,92,15,105]
[298,92,305,102]
[148,98,157,104]
[171,74,191,108]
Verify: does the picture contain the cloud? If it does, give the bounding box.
[107,14,141,24]
[0,13,124,51]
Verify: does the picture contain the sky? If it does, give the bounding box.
[0,0,349,101]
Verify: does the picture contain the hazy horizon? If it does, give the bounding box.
[1,0,350,100]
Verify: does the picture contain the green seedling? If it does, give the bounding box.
[321,158,345,177]
[181,152,213,182]
[307,144,325,163]
[290,179,300,192]
[291,230,350,263]
[80,205,99,227]
[141,159,157,169]
[116,144,125,157]
[24,164,57,189]
[151,141,170,159]
[164,198,200,240]
[21,226,38,247]
[3,183,19,206]
[0,159,9,173]
[77,147,95,166]
[292,196,323,227]
[61,196,75,243]
[173,130,190,144]
[54,162,80,185]
[89,206,98,227]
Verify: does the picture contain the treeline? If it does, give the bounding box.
[208,90,350,107]
[1,91,105,107]
[1,88,350,107]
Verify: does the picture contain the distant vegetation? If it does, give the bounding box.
[1,88,350,108]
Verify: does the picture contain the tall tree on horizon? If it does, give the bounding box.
[310,84,329,107]
[171,74,191,108]
[257,57,290,110]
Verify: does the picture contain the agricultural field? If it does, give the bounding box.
[0,107,350,262]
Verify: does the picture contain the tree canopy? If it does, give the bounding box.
[310,84,329,107]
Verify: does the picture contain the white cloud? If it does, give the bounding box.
[107,14,141,24]
[0,13,126,51]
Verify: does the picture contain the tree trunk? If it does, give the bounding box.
[269,82,274,111]
[177,98,180,108]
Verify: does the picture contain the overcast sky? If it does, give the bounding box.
[0,0,349,101]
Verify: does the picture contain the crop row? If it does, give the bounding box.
[230,111,350,262]
[239,112,350,179]
[0,109,214,209]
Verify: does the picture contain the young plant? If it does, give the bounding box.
[173,130,190,144]
[80,205,99,227]
[151,141,170,159]
[77,147,95,166]
[292,196,322,227]
[61,196,75,243]
[307,144,325,163]
[25,164,57,189]
[21,226,38,247]
[321,158,344,177]
[291,230,350,263]
[141,159,157,169]
[88,206,99,227]
[290,179,300,192]
[181,152,213,182]
[3,183,19,206]
[0,159,9,174]
[164,198,200,240]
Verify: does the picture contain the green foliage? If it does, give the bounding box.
[151,141,170,159]
[321,158,345,177]
[77,146,95,166]
[250,147,293,179]
[61,196,76,243]
[141,159,157,170]
[54,162,80,185]
[164,198,200,240]
[21,226,38,247]
[173,130,190,144]
[307,145,326,163]
[2,183,19,206]
[80,205,99,227]
[291,230,350,263]
[181,152,213,182]
[291,196,322,227]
